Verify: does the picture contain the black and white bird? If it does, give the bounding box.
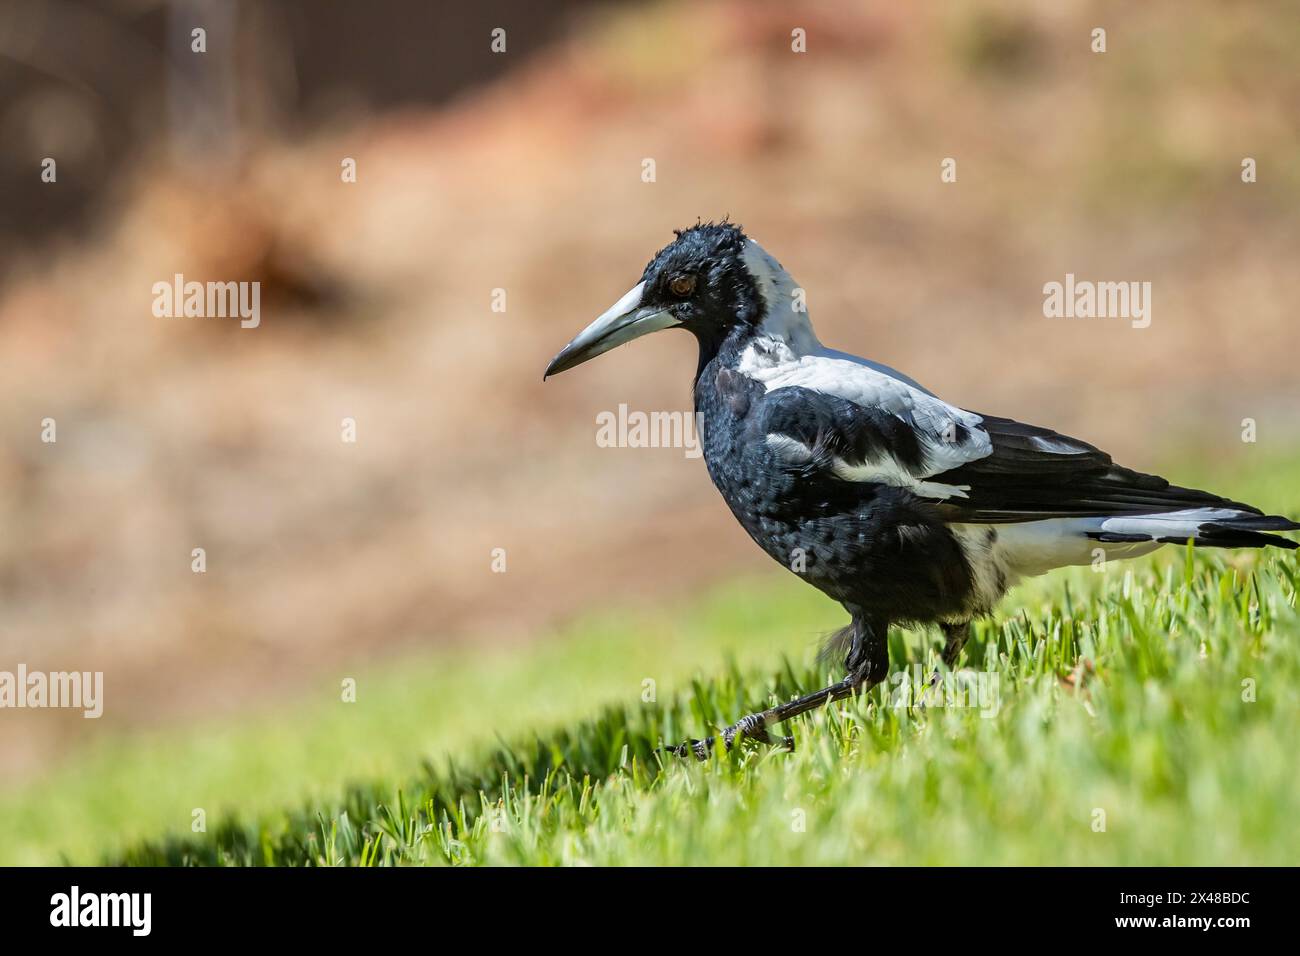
[544,222,1298,757]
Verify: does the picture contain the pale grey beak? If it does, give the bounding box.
[544,281,679,378]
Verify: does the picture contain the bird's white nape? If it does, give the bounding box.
[741,240,821,354]
[740,238,934,394]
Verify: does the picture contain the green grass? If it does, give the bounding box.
[3,453,1298,866]
[0,580,842,866]
[111,550,1300,866]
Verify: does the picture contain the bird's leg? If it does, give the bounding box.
[940,621,971,668]
[667,616,890,760]
[670,678,863,759]
[920,621,970,707]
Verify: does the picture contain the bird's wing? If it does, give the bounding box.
[746,350,1263,522]
[744,351,991,502]
[924,414,1264,522]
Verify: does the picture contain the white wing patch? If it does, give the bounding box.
[765,434,973,500]
[740,335,992,489]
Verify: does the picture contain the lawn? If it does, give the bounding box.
[3,454,1298,866]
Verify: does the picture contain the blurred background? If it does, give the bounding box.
[1,0,1298,836]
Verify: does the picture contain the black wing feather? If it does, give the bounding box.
[932,415,1264,523]
[758,386,929,472]
[753,386,1293,534]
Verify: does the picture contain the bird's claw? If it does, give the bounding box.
[665,714,794,760]
[725,713,767,746]
[662,737,712,760]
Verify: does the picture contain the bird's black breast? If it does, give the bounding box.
[694,353,974,624]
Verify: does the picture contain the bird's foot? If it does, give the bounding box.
[665,737,714,760]
[665,712,794,760]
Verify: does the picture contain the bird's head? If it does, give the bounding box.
[546,221,799,379]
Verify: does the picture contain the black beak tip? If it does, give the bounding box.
[543,351,571,381]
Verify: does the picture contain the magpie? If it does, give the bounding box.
[544,221,1299,758]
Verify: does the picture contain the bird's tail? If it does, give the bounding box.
[1085,508,1299,550]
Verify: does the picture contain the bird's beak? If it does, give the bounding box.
[544,281,679,379]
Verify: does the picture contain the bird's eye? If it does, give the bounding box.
[669,275,696,297]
